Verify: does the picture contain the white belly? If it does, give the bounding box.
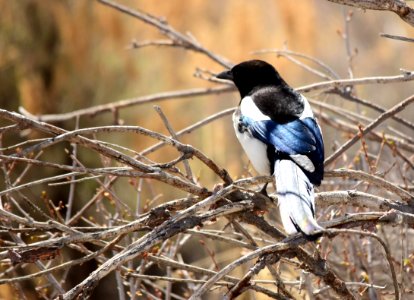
[233,111,271,175]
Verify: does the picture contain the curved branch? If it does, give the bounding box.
[326,0,414,27]
[325,169,414,201]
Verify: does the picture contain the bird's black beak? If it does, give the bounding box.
[216,70,233,81]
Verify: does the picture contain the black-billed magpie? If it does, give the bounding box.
[217,60,324,239]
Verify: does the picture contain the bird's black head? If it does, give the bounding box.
[216,60,286,98]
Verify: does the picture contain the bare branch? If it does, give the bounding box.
[327,228,400,300]
[325,93,414,166]
[325,169,414,201]
[254,48,340,79]
[18,86,233,122]
[325,0,414,27]
[380,32,414,43]
[297,71,414,93]
[97,0,233,68]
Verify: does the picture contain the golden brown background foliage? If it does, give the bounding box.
[0,0,414,299]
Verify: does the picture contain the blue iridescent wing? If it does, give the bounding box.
[240,115,324,184]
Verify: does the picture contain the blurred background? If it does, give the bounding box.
[1,0,414,299]
[1,0,414,167]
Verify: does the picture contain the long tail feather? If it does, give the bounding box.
[275,159,323,238]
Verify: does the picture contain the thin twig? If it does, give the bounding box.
[97,0,232,68]
[65,116,79,223]
[325,169,414,201]
[327,228,400,300]
[18,86,233,122]
[154,105,194,182]
[297,71,414,93]
[380,33,414,43]
[325,94,414,166]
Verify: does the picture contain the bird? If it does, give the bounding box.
[216,60,324,240]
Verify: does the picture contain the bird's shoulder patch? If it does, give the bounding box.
[240,96,271,121]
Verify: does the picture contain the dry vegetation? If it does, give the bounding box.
[0,0,414,299]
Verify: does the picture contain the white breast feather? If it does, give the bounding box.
[299,95,314,119]
[233,101,270,175]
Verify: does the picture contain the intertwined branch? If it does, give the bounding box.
[0,1,413,299]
